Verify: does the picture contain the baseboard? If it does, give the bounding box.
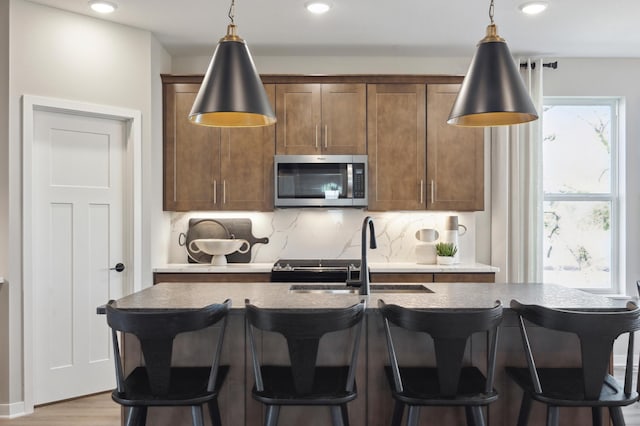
[0,401,27,418]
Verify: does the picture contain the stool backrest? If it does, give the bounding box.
[378,299,503,397]
[245,299,366,394]
[106,299,231,395]
[510,299,640,400]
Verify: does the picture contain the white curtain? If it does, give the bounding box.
[490,58,544,283]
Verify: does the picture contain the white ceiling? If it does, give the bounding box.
[27,0,640,58]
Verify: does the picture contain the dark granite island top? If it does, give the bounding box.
[115,281,623,310]
[112,282,627,426]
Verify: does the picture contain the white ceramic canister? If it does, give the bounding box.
[443,216,466,264]
[416,242,437,264]
[415,228,439,264]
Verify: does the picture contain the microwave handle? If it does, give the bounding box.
[347,164,353,198]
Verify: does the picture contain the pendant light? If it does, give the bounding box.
[189,0,276,127]
[448,0,538,127]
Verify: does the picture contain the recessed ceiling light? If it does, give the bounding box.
[519,1,548,15]
[88,0,118,14]
[305,1,332,14]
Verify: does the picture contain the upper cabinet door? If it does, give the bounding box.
[275,83,366,154]
[220,84,276,211]
[367,84,426,211]
[426,84,484,211]
[275,84,322,154]
[163,83,220,211]
[321,84,366,154]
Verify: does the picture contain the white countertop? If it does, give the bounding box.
[153,262,498,274]
[154,263,274,273]
[369,262,499,273]
[0,276,3,284]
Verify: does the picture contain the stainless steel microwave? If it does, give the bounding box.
[274,155,368,207]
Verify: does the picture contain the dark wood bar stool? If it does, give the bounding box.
[105,299,231,426]
[506,299,640,426]
[378,299,503,426]
[245,299,366,426]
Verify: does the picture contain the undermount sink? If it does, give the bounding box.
[288,284,434,294]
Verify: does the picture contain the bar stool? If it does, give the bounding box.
[505,299,640,426]
[105,299,231,426]
[245,299,366,426]
[378,299,503,426]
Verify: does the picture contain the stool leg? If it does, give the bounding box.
[406,406,420,426]
[391,401,404,426]
[265,405,280,426]
[191,405,204,426]
[546,406,559,426]
[208,399,222,426]
[516,394,532,426]
[330,406,346,426]
[609,407,626,426]
[466,406,485,426]
[592,407,603,426]
[125,407,147,426]
[465,406,473,425]
[341,404,350,426]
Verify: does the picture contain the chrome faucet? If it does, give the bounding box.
[349,216,377,295]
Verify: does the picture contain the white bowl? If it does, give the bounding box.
[189,238,250,265]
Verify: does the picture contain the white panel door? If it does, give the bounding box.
[32,109,127,404]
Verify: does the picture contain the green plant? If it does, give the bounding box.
[435,242,458,257]
[324,182,339,191]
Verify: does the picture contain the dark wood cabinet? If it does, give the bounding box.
[153,272,271,284]
[275,83,366,154]
[367,84,427,211]
[162,79,275,211]
[368,82,484,212]
[372,272,495,283]
[426,84,484,211]
[153,271,495,285]
[162,75,484,213]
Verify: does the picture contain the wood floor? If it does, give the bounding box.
[0,391,639,425]
[0,393,120,426]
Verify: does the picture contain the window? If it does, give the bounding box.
[542,98,621,293]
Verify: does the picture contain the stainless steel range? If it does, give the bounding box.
[270,259,361,283]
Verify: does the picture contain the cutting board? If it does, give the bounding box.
[185,218,269,263]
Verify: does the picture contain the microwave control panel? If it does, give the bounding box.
[353,164,365,198]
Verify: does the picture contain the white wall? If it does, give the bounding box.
[543,59,640,297]
[172,54,473,76]
[0,0,10,409]
[1,0,167,411]
[149,37,173,274]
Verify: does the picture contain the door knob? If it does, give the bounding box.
[110,263,125,272]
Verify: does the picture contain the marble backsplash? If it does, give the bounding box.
[168,210,477,264]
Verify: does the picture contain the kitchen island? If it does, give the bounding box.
[112,281,626,426]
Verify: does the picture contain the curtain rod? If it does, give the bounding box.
[519,61,558,70]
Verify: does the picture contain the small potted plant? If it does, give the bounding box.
[435,242,457,265]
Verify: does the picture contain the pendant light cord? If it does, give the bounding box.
[488,0,495,24]
[228,0,235,24]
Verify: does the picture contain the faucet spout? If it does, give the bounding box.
[359,216,376,295]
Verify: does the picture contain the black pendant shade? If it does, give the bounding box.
[189,25,276,127]
[448,24,538,127]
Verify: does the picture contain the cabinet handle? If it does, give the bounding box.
[420,180,424,204]
[315,125,319,149]
[223,180,227,204]
[431,179,435,204]
[324,125,328,148]
[213,180,217,204]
